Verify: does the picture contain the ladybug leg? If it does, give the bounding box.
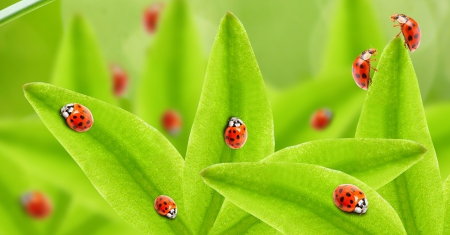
[395,31,402,38]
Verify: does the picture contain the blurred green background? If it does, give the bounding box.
[1,0,449,233]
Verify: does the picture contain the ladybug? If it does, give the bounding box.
[224,117,247,149]
[21,191,52,219]
[161,109,182,136]
[352,48,377,90]
[143,3,164,34]
[110,64,128,97]
[391,14,421,52]
[333,184,368,214]
[60,103,94,132]
[154,195,177,219]
[310,108,333,130]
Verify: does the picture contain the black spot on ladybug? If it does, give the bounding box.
[362,73,367,78]
[355,73,360,78]
[78,105,81,108]
[159,204,162,207]
[233,130,236,133]
[360,64,364,69]
[236,143,240,146]
[70,119,74,123]
[339,188,343,193]
[225,136,229,139]
[355,62,359,66]
[412,44,417,49]
[408,35,413,41]
[80,115,85,120]
[244,127,246,130]
[83,109,87,113]
[159,198,162,201]
[408,26,412,31]
[72,126,77,129]
[346,192,351,197]
[347,205,351,208]
[414,33,418,39]
[73,116,77,119]
[87,120,91,125]
[412,23,415,27]
[335,194,338,198]
[359,191,363,195]
[340,197,344,202]
[228,130,231,134]
[83,126,87,129]
[78,122,83,127]
[360,83,366,87]
[350,200,353,204]
[230,138,235,142]
[164,202,167,205]
[237,135,240,139]
[165,207,168,210]
[339,204,343,208]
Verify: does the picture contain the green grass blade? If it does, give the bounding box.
[0,0,54,26]
[202,162,407,234]
[355,37,444,234]
[51,15,115,105]
[426,102,450,179]
[135,0,205,157]
[183,13,274,234]
[444,176,450,235]
[24,82,190,235]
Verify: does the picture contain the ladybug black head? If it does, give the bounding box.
[60,103,74,119]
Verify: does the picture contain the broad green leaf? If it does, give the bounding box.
[135,0,205,157]
[0,0,54,26]
[444,176,450,234]
[51,15,115,105]
[426,102,450,179]
[183,13,274,234]
[355,37,444,234]
[0,0,61,118]
[0,118,117,217]
[211,138,426,235]
[24,82,190,235]
[270,74,365,150]
[202,162,407,235]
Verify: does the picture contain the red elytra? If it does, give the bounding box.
[351,48,377,90]
[224,117,247,149]
[110,64,128,97]
[60,103,94,132]
[310,108,333,130]
[391,14,421,52]
[154,195,177,219]
[333,184,368,214]
[21,191,52,219]
[161,109,182,136]
[143,3,164,34]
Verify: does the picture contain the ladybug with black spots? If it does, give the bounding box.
[224,117,247,149]
[143,2,164,34]
[161,109,182,136]
[154,195,177,219]
[60,103,94,132]
[310,108,333,130]
[391,14,421,52]
[333,184,368,214]
[352,48,377,90]
[21,191,52,219]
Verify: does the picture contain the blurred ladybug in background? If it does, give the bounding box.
[162,109,182,136]
[310,108,333,130]
[351,48,377,90]
[154,195,177,219]
[60,103,94,132]
[110,64,128,97]
[333,184,368,214]
[391,14,421,52]
[224,117,247,149]
[21,191,52,219]
[143,2,164,34]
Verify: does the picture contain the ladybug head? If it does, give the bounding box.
[354,198,368,214]
[166,208,177,219]
[60,104,74,119]
[361,49,376,61]
[391,14,408,24]
[228,117,244,127]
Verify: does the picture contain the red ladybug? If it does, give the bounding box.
[224,117,247,149]
[161,109,182,136]
[143,3,164,34]
[60,103,94,132]
[154,195,177,219]
[110,64,128,97]
[310,108,333,130]
[21,191,52,219]
[351,48,377,90]
[391,14,421,52]
[333,184,368,214]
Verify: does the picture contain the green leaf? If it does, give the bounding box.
[0,0,54,26]
[51,15,115,105]
[444,176,450,234]
[135,0,205,157]
[355,37,444,234]
[201,162,407,235]
[183,13,274,234]
[425,102,450,179]
[24,82,189,235]
[211,138,426,234]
